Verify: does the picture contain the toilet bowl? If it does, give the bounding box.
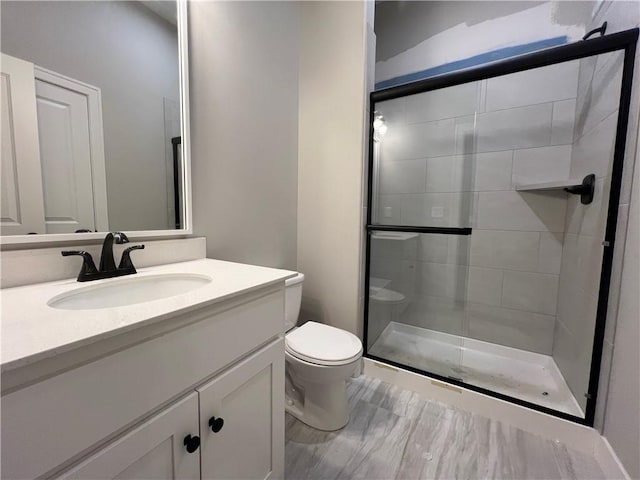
[284,273,363,431]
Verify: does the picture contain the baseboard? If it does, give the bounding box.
[363,357,600,454]
[595,436,631,480]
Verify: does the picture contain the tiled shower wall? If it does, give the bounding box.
[553,50,624,410]
[372,61,580,354]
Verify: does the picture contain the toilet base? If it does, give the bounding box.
[285,353,361,431]
[285,378,350,431]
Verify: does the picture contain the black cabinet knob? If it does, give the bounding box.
[183,434,200,453]
[208,416,224,433]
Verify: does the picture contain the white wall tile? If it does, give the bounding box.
[537,232,564,275]
[380,159,426,194]
[400,194,426,225]
[574,51,623,140]
[425,155,473,193]
[512,145,572,185]
[401,193,475,227]
[424,192,474,227]
[418,234,449,263]
[551,99,577,146]
[470,229,540,271]
[501,270,559,315]
[556,280,599,341]
[467,266,503,306]
[473,150,513,192]
[485,60,579,111]
[376,194,403,224]
[402,295,465,336]
[466,303,555,354]
[419,262,468,301]
[404,82,478,124]
[571,111,617,179]
[418,234,469,265]
[476,103,553,153]
[476,191,567,232]
[552,319,589,411]
[382,118,455,160]
[454,115,477,155]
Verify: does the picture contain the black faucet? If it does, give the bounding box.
[62,232,145,282]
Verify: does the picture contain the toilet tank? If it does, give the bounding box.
[284,273,304,331]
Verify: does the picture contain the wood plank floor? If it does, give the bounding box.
[285,375,605,480]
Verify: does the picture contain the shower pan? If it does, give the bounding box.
[363,28,638,425]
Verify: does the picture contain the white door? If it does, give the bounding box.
[198,340,285,480]
[34,68,108,233]
[0,53,46,235]
[59,393,201,480]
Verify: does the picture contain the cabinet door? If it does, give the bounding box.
[199,339,285,480]
[60,393,200,480]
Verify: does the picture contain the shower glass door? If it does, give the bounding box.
[367,82,479,381]
[364,29,638,425]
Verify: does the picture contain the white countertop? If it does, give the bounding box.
[1,258,296,372]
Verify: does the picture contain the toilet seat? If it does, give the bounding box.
[369,286,405,304]
[285,321,362,366]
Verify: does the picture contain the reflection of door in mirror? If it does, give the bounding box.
[1,53,46,235]
[1,54,108,235]
[35,67,108,234]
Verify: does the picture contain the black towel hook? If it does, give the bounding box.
[583,21,607,41]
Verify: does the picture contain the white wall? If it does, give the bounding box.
[374,1,592,85]
[1,1,179,231]
[189,1,299,270]
[297,1,370,335]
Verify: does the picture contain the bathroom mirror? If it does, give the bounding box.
[0,0,191,244]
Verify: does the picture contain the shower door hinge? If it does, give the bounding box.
[602,240,612,247]
[584,392,593,399]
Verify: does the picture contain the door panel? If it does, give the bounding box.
[60,393,200,480]
[199,340,285,480]
[0,53,46,235]
[35,79,96,233]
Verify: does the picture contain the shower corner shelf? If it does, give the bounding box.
[515,174,595,205]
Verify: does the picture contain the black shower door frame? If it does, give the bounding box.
[363,28,639,426]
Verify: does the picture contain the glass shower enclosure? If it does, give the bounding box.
[363,28,638,424]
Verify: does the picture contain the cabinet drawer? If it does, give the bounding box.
[1,289,283,480]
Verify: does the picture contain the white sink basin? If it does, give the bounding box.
[48,273,212,310]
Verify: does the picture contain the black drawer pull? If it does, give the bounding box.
[209,416,224,433]
[184,434,200,453]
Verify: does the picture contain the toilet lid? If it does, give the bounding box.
[286,321,362,365]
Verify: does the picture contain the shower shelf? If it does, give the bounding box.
[515,174,595,205]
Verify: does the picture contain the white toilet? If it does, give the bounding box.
[284,273,363,431]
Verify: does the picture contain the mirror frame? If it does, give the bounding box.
[0,0,192,247]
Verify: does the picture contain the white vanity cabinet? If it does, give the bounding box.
[1,281,287,480]
[60,341,284,480]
